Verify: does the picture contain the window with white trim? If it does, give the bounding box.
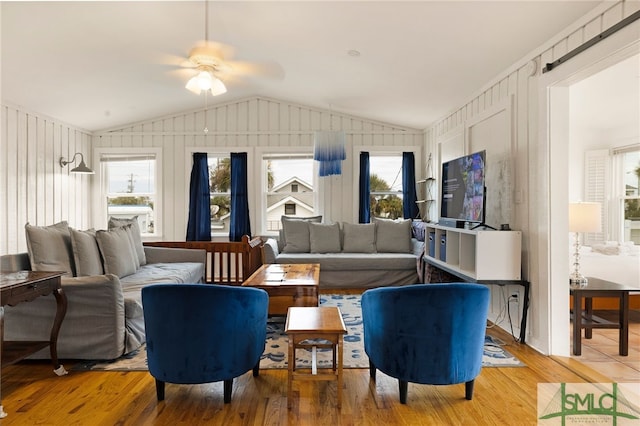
[100,152,159,236]
[369,154,403,219]
[262,154,316,232]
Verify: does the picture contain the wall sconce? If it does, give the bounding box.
[568,201,602,288]
[59,152,95,174]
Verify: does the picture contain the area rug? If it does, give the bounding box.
[74,294,524,371]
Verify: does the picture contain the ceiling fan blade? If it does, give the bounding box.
[224,60,285,80]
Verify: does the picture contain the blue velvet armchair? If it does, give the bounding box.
[142,284,269,403]
[362,283,490,404]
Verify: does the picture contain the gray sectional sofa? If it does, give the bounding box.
[1,220,206,361]
[263,217,423,289]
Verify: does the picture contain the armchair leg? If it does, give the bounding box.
[465,379,475,400]
[155,379,165,401]
[399,380,408,404]
[369,359,376,380]
[253,360,260,377]
[223,379,233,403]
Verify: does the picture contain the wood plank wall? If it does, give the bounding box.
[1,105,92,255]
[93,96,425,241]
[427,0,639,344]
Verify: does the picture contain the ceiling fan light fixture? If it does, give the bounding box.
[185,69,227,96]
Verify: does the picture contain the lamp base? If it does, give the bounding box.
[569,273,588,289]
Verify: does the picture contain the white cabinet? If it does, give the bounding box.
[424,224,521,281]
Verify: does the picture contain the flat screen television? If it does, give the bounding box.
[440,150,486,226]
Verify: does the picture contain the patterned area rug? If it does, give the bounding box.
[74,293,524,371]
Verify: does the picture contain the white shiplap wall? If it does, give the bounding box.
[1,104,93,255]
[427,0,639,352]
[93,96,425,240]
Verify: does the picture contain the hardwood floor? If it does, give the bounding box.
[1,299,637,425]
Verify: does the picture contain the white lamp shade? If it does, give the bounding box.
[569,202,602,233]
[185,71,227,96]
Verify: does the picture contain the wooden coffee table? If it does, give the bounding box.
[285,307,347,409]
[242,264,319,316]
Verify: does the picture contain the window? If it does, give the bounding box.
[263,154,315,232]
[369,154,403,219]
[620,148,640,245]
[207,155,231,232]
[100,152,159,236]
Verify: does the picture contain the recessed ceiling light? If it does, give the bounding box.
[347,49,361,57]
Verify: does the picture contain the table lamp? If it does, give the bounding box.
[568,202,602,288]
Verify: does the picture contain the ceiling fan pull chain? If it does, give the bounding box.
[204,91,209,134]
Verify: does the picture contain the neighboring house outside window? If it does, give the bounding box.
[262,153,315,233]
[98,149,161,236]
[369,154,403,219]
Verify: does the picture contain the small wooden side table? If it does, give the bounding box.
[570,277,634,356]
[1,271,68,370]
[285,306,347,409]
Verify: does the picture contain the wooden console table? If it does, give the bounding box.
[1,271,67,370]
[571,277,634,356]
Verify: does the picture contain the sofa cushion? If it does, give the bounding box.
[70,228,104,276]
[342,222,376,253]
[282,220,310,253]
[374,218,412,253]
[96,227,138,278]
[275,253,418,271]
[109,217,146,266]
[280,215,322,252]
[25,221,75,275]
[309,222,342,253]
[120,262,206,294]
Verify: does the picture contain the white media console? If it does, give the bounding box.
[423,223,528,343]
[424,223,522,281]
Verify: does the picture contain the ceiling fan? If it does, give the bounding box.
[178,0,281,96]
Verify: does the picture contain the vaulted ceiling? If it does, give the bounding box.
[2,1,603,132]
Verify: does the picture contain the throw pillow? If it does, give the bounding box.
[95,227,138,278]
[374,218,412,253]
[282,219,312,253]
[309,222,341,253]
[25,221,75,276]
[342,222,376,253]
[69,228,104,276]
[280,215,322,248]
[108,216,146,266]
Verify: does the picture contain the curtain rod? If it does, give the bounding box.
[543,9,640,73]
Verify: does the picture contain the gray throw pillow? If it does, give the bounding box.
[25,221,75,275]
[70,228,104,276]
[282,219,312,253]
[95,227,138,278]
[374,218,412,253]
[309,222,342,253]
[342,222,376,253]
[108,216,146,266]
[280,215,322,248]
